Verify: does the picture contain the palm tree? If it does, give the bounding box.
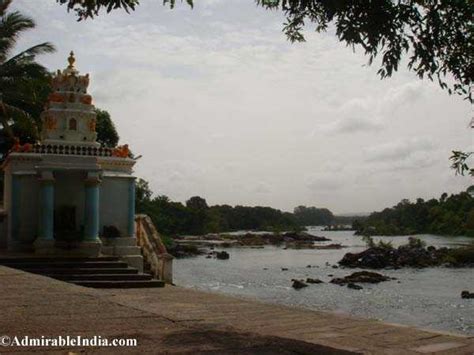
[0,0,55,150]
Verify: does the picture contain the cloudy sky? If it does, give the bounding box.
[12,0,473,214]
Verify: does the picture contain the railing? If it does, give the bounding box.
[135,214,173,284]
[12,143,114,157]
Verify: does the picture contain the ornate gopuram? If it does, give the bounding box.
[1,52,143,269]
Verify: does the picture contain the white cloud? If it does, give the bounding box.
[253,183,272,194]
[11,0,473,214]
[364,138,437,162]
[305,174,345,191]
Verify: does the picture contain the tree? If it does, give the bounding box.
[135,178,152,212]
[186,196,209,210]
[354,188,474,237]
[293,205,334,225]
[450,151,473,177]
[0,0,55,147]
[95,108,119,147]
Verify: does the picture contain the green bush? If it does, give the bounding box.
[160,234,173,249]
[447,244,474,265]
[408,237,426,248]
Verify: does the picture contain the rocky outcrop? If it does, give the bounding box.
[291,279,308,290]
[306,278,323,284]
[216,251,230,260]
[314,244,345,250]
[175,231,332,251]
[330,271,391,285]
[347,283,363,290]
[282,232,331,242]
[168,244,205,258]
[338,242,474,269]
[235,232,330,248]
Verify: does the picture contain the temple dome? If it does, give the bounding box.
[40,51,99,147]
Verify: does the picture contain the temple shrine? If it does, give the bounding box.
[0,52,143,270]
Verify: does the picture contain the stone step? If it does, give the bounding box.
[101,237,138,247]
[0,261,129,269]
[0,257,164,289]
[101,246,142,256]
[46,273,152,281]
[0,256,120,263]
[23,267,139,275]
[72,280,165,288]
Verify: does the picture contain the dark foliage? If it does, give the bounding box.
[135,179,334,236]
[451,151,474,176]
[353,188,474,237]
[293,205,333,226]
[0,0,55,158]
[95,108,119,147]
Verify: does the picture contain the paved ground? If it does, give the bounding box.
[0,266,473,354]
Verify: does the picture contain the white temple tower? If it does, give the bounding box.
[41,52,99,147]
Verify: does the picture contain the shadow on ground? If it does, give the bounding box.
[159,328,359,354]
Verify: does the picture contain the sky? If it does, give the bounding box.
[12,0,473,214]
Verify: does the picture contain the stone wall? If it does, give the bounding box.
[99,176,132,238]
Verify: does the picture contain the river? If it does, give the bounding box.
[174,227,474,335]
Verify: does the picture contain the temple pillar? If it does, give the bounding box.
[8,174,21,250]
[127,178,136,238]
[38,171,55,240]
[34,171,57,254]
[84,172,100,241]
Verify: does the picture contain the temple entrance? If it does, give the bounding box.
[54,205,80,241]
[53,171,85,242]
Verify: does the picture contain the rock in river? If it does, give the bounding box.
[292,279,308,290]
[330,271,391,285]
[216,251,230,260]
[306,278,323,284]
[314,243,345,250]
[347,283,363,290]
[461,290,474,299]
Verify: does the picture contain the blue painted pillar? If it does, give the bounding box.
[84,174,100,241]
[38,178,55,240]
[127,178,136,238]
[10,175,21,242]
[37,171,55,241]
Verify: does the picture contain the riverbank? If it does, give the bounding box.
[1,265,473,354]
[170,231,332,257]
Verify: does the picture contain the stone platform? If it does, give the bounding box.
[0,266,473,354]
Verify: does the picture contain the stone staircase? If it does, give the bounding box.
[0,256,165,288]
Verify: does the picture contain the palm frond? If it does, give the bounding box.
[0,10,36,61]
[0,1,52,154]
[0,58,50,73]
[2,42,55,65]
[2,102,38,138]
[0,0,13,17]
[0,61,51,89]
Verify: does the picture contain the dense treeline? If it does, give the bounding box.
[353,189,474,237]
[135,179,335,236]
[293,206,334,226]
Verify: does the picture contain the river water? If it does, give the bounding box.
[174,227,474,335]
